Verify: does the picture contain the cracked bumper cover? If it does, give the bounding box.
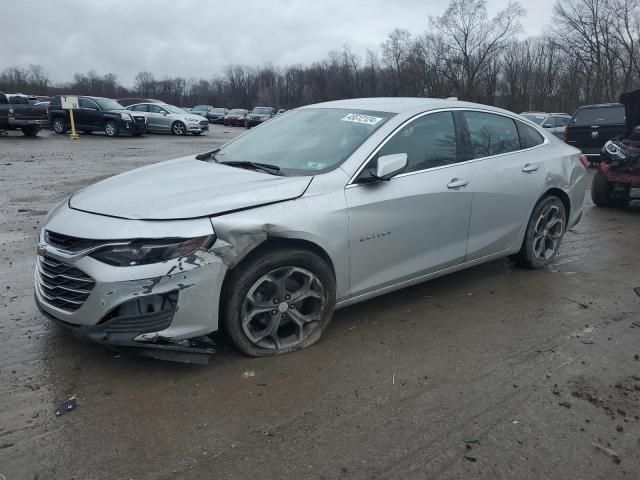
[35,246,228,349]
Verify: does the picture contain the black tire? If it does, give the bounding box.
[132,132,143,137]
[513,195,566,269]
[52,117,67,134]
[591,169,613,207]
[193,131,203,135]
[171,121,187,135]
[21,126,39,137]
[104,120,119,137]
[222,247,336,357]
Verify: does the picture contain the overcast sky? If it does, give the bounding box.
[3,0,556,86]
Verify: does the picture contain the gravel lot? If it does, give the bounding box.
[1,128,639,479]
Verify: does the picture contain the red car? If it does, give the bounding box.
[224,108,248,127]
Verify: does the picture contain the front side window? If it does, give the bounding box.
[374,111,458,173]
[556,116,570,127]
[79,98,98,109]
[465,111,520,158]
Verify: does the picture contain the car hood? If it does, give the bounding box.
[69,156,313,220]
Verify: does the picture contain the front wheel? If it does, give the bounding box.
[171,121,186,135]
[591,169,613,207]
[223,247,336,357]
[104,120,119,137]
[513,195,566,269]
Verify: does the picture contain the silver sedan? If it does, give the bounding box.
[127,102,209,135]
[35,98,588,361]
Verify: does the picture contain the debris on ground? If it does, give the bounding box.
[559,401,572,409]
[55,396,77,417]
[242,370,256,378]
[592,442,621,464]
[634,287,640,297]
[463,455,477,462]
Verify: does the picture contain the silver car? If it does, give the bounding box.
[35,98,588,361]
[127,103,209,135]
[521,112,572,139]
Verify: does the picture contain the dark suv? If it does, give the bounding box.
[565,103,626,162]
[49,96,147,137]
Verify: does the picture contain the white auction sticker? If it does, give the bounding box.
[341,113,383,125]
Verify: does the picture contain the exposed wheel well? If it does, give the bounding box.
[544,188,570,221]
[217,237,336,333]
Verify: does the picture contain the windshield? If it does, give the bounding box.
[215,108,394,175]
[571,106,625,126]
[252,107,271,115]
[228,109,246,115]
[521,113,546,125]
[95,98,125,111]
[163,104,187,114]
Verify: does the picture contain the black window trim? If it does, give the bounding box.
[348,107,549,186]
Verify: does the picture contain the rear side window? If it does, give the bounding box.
[131,104,148,112]
[0,94,7,104]
[376,111,458,172]
[571,106,624,126]
[517,121,544,149]
[464,111,520,158]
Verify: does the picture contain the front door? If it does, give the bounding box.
[77,98,101,129]
[345,111,473,298]
[148,104,172,132]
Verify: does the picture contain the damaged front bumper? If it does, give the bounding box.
[34,222,228,363]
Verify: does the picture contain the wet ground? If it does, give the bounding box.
[1,128,639,479]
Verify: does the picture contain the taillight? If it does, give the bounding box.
[578,154,589,169]
[46,104,52,113]
[563,127,568,143]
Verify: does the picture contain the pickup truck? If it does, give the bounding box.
[564,103,626,164]
[0,92,49,136]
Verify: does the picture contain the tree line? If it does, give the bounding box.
[2,0,640,114]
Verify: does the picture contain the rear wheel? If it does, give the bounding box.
[591,169,613,207]
[514,195,566,269]
[52,117,67,134]
[104,120,119,137]
[21,126,39,137]
[223,247,336,357]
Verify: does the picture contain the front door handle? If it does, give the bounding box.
[447,178,470,189]
[522,164,539,173]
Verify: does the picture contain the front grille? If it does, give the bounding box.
[37,254,95,312]
[199,120,208,126]
[45,230,105,253]
[133,115,146,124]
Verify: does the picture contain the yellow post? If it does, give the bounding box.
[69,109,79,140]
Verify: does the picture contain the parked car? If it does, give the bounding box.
[117,97,164,107]
[564,103,626,163]
[208,107,228,124]
[0,92,48,136]
[127,102,209,135]
[592,90,640,207]
[191,105,215,119]
[49,96,148,137]
[245,106,276,128]
[522,112,571,139]
[34,98,588,361]
[224,108,249,126]
[277,109,287,115]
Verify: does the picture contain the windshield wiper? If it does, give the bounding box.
[219,160,282,176]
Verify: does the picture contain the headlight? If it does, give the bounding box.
[603,140,625,160]
[90,235,215,267]
[120,113,133,121]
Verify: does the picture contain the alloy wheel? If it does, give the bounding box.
[241,266,325,351]
[532,203,564,260]
[53,118,65,134]
[173,122,185,135]
[105,122,116,137]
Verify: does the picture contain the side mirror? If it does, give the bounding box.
[373,153,408,181]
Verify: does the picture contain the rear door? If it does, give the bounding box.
[566,105,625,154]
[463,111,547,260]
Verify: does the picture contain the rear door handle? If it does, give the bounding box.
[447,178,470,189]
[522,164,539,173]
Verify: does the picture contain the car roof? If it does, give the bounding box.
[577,103,623,109]
[302,97,516,115]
